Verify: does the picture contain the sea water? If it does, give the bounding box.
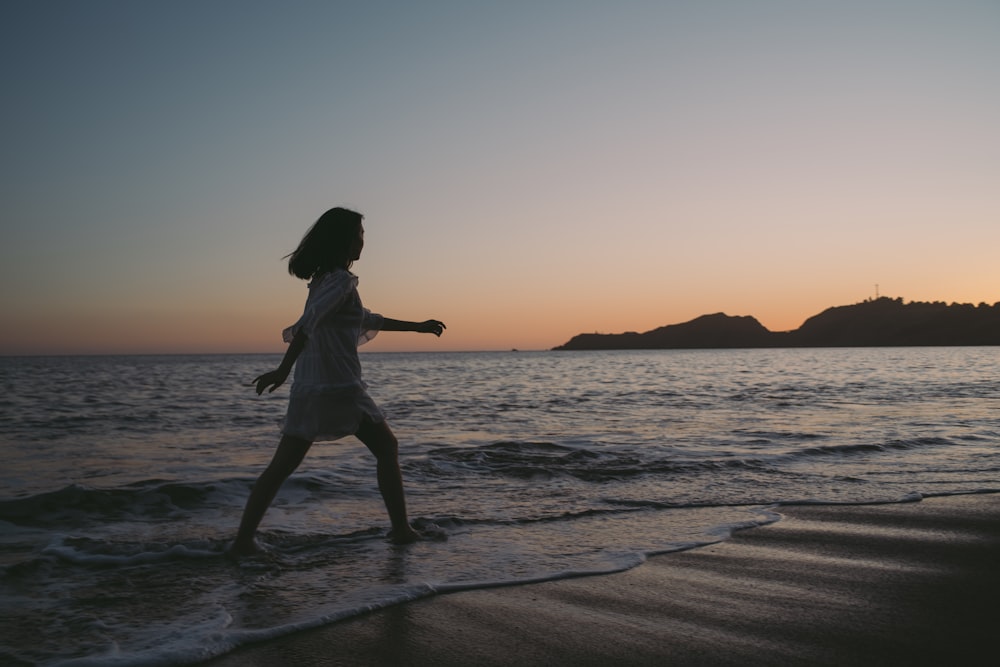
[1,348,998,665]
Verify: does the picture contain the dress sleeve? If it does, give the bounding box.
[282,271,356,343]
[358,309,384,346]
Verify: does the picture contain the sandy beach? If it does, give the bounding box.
[204,493,999,666]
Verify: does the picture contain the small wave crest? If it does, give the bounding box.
[419,440,773,482]
[794,436,953,459]
[42,535,223,567]
[0,479,246,529]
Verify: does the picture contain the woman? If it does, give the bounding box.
[229,207,445,557]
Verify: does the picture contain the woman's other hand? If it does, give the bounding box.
[252,369,290,395]
[417,320,446,337]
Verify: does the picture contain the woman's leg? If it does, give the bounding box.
[354,418,419,543]
[230,434,312,555]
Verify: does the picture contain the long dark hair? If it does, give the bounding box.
[286,207,363,280]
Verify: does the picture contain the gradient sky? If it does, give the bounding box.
[2,1,998,354]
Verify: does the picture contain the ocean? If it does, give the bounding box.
[2,348,998,665]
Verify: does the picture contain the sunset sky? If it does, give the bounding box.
[2,1,998,355]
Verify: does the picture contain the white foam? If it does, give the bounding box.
[42,537,221,567]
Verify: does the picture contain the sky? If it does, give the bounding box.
[2,0,998,354]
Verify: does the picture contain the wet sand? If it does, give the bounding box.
[205,493,1000,666]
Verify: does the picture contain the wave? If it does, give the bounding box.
[418,436,959,483]
[794,436,953,458]
[0,435,964,532]
[0,479,246,529]
[42,535,222,567]
[421,440,776,482]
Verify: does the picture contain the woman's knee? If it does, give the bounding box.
[357,420,398,461]
[265,435,311,478]
[373,432,399,462]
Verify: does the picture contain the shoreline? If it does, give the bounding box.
[204,492,1000,666]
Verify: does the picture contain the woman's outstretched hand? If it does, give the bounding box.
[252,368,290,395]
[417,320,446,337]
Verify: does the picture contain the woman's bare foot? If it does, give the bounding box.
[225,537,265,560]
[387,526,421,544]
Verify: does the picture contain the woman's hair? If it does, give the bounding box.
[286,207,364,279]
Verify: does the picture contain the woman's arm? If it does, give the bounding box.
[253,329,308,394]
[379,318,446,337]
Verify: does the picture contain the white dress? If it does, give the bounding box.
[280,269,385,441]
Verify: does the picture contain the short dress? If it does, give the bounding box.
[280,269,385,442]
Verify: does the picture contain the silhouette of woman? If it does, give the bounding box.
[229,207,445,557]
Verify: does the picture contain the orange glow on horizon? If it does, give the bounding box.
[6,285,996,356]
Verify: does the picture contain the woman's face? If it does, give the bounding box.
[348,224,365,261]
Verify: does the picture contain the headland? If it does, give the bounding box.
[554,297,1000,350]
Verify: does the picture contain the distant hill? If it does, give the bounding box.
[553,298,1000,350]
